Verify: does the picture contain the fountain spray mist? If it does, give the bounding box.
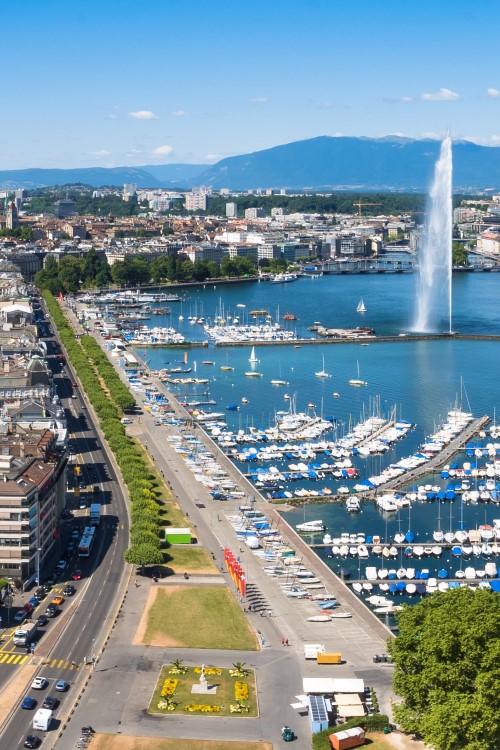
[413,133,453,333]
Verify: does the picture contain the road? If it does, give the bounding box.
[0,303,130,749]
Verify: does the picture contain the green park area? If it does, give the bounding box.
[163,545,214,573]
[149,663,257,718]
[143,586,258,650]
[92,737,271,750]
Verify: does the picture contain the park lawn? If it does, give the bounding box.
[144,587,258,650]
[149,666,257,718]
[163,545,216,573]
[162,501,189,527]
[92,736,271,750]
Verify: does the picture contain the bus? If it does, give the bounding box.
[78,526,96,557]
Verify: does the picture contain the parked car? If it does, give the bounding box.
[31,677,48,690]
[21,697,37,710]
[14,610,27,623]
[28,597,39,607]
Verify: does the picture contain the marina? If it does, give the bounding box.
[77,269,500,619]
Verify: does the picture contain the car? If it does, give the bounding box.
[79,482,86,490]
[72,570,82,580]
[62,585,76,597]
[71,393,77,399]
[55,679,69,692]
[68,444,75,454]
[92,485,100,494]
[79,500,87,509]
[45,605,58,618]
[72,381,78,388]
[36,614,48,627]
[42,695,59,710]
[35,587,47,600]
[14,610,26,623]
[56,560,66,571]
[28,597,39,607]
[23,736,41,749]
[21,696,37,710]
[71,529,80,539]
[31,677,48,690]
[51,596,64,606]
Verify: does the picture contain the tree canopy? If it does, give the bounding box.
[389,588,500,750]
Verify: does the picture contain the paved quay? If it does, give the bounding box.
[57,304,395,747]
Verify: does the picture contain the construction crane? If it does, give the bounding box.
[353,202,382,222]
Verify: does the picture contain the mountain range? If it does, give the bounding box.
[1,136,500,191]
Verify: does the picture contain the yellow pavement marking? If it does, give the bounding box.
[19,656,28,665]
[0,654,10,663]
[6,655,17,663]
[50,658,58,668]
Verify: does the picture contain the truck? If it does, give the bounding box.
[89,502,101,526]
[13,620,38,647]
[33,708,53,731]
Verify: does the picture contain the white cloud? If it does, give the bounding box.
[400,96,414,103]
[487,88,500,98]
[421,131,441,140]
[250,97,269,104]
[172,110,188,117]
[204,153,223,162]
[90,149,110,157]
[128,110,159,120]
[152,145,173,157]
[421,88,460,101]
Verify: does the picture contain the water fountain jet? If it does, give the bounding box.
[413,133,453,333]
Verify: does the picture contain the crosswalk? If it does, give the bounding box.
[0,652,86,670]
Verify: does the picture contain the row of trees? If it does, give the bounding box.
[35,251,259,295]
[25,188,148,218]
[44,293,164,569]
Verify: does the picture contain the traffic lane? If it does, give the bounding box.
[0,673,73,750]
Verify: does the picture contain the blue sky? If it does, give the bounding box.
[3,0,500,169]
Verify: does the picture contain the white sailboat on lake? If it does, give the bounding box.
[249,346,259,364]
[315,355,331,379]
[357,298,367,313]
[349,360,367,386]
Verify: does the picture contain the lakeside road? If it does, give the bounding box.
[55,302,395,748]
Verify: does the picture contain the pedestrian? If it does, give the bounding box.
[281,637,285,646]
[83,656,87,665]
[71,660,76,668]
[285,638,289,646]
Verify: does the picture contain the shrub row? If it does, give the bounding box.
[43,292,164,570]
[80,335,135,412]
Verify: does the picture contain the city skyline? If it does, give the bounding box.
[3,0,500,169]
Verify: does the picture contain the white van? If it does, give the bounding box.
[33,708,53,731]
[120,417,133,424]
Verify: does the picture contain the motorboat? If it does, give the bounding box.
[346,496,361,512]
[296,520,325,532]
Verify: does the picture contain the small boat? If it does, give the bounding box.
[296,520,325,532]
[220,365,233,371]
[245,371,263,377]
[249,346,259,364]
[349,360,367,387]
[306,615,332,622]
[283,312,298,320]
[315,355,331,379]
[241,397,249,404]
[357,298,367,313]
[271,379,289,386]
[202,361,214,365]
[330,612,352,619]
[333,392,340,398]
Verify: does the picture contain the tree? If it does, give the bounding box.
[124,544,164,572]
[452,242,469,267]
[389,588,500,750]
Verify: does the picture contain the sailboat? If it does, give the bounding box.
[348,361,367,386]
[357,298,367,313]
[249,346,259,364]
[315,355,331,379]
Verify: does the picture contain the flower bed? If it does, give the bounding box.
[184,704,220,713]
[161,678,178,697]
[193,667,222,676]
[235,682,249,701]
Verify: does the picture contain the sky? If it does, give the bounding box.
[3,0,500,169]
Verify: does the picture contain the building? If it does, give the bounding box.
[226,202,238,218]
[0,425,67,585]
[54,200,76,219]
[123,183,137,197]
[6,202,20,230]
[476,230,500,256]
[244,208,265,220]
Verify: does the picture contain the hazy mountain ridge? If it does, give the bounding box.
[1,137,499,191]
